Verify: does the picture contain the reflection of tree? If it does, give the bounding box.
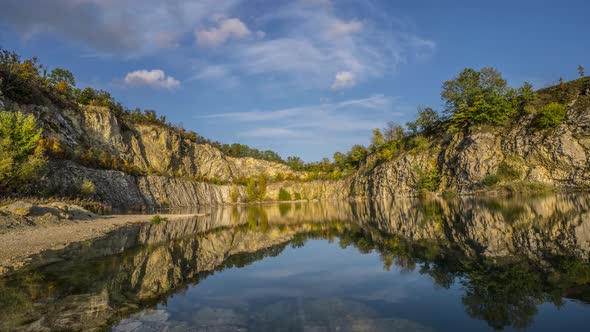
[3,197,590,332]
[461,261,545,330]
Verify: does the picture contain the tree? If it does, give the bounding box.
[246,177,258,201]
[517,82,536,108]
[578,65,585,77]
[406,107,440,135]
[0,110,46,193]
[441,67,517,129]
[257,173,267,200]
[286,156,304,171]
[48,68,75,87]
[278,188,292,201]
[347,145,368,167]
[76,87,96,105]
[333,151,348,170]
[369,128,385,152]
[383,121,405,142]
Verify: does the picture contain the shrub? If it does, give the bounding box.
[79,179,96,197]
[0,110,46,194]
[535,102,566,129]
[482,162,521,187]
[483,174,501,187]
[294,192,302,200]
[278,188,292,201]
[230,186,239,203]
[150,214,167,224]
[417,166,441,192]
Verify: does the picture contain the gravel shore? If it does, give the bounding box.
[0,213,196,275]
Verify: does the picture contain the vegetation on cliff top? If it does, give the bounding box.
[1,48,587,197]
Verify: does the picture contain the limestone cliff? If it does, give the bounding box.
[5,101,294,182]
[2,78,589,208]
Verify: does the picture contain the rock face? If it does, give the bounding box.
[346,81,590,198]
[42,160,245,208]
[5,79,590,207]
[6,102,294,182]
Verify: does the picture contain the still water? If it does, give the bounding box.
[1,195,590,331]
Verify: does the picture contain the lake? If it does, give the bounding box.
[1,195,590,331]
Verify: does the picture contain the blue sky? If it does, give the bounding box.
[1,0,588,161]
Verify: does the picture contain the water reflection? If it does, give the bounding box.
[1,195,590,331]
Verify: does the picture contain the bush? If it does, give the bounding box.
[0,110,46,194]
[79,179,96,197]
[483,162,521,187]
[230,187,239,203]
[535,102,566,129]
[150,214,167,224]
[483,174,501,187]
[294,192,302,200]
[278,188,292,201]
[417,166,441,192]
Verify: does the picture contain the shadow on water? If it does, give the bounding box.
[1,195,590,331]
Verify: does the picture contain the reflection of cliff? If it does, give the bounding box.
[1,196,590,331]
[0,203,355,331]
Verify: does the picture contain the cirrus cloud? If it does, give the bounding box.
[123,69,180,89]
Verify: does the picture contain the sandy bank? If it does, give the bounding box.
[0,213,198,275]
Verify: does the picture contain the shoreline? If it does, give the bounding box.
[0,213,198,276]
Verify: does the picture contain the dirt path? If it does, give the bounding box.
[0,214,197,275]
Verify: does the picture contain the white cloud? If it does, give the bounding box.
[123,69,180,89]
[196,16,250,47]
[331,71,356,90]
[329,19,363,35]
[221,2,434,90]
[0,0,241,53]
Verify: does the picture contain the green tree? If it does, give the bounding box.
[517,82,536,109]
[258,173,267,200]
[0,110,46,193]
[406,107,440,135]
[286,156,305,171]
[442,67,517,129]
[347,145,368,167]
[369,128,385,152]
[383,121,405,142]
[578,65,585,77]
[333,151,348,170]
[246,177,258,202]
[48,68,75,87]
[278,188,292,201]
